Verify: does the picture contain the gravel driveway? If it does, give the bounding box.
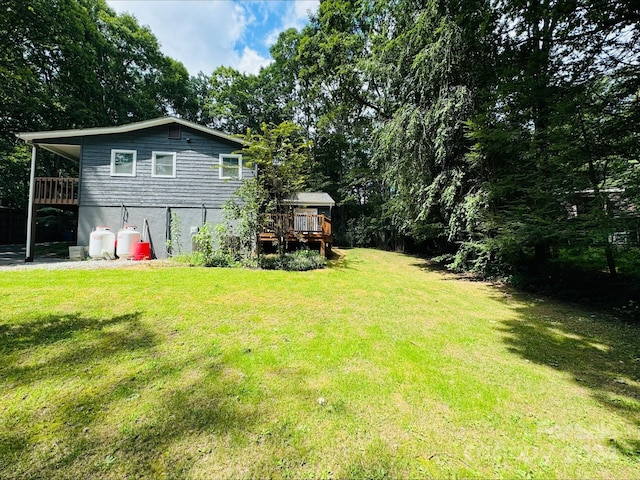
[0,244,167,272]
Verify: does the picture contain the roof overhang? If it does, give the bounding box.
[38,144,82,162]
[15,116,247,162]
[283,192,336,208]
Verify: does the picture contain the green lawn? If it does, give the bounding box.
[1,249,639,479]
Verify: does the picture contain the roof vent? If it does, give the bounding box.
[168,125,181,140]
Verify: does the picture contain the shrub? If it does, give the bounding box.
[204,250,238,268]
[259,249,326,271]
[166,211,183,256]
[447,240,515,281]
[188,223,239,267]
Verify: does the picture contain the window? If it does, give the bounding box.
[111,150,136,176]
[152,151,177,178]
[219,154,242,179]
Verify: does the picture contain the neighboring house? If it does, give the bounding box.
[16,116,335,260]
[565,187,640,246]
[17,116,252,261]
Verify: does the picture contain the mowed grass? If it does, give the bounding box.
[1,249,639,479]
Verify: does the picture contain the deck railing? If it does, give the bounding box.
[262,213,331,236]
[34,177,79,205]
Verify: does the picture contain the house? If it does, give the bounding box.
[16,116,335,260]
[17,116,253,261]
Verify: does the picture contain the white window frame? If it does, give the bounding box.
[110,149,137,177]
[219,154,242,180]
[152,151,177,178]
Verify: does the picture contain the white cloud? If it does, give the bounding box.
[294,0,319,21]
[107,0,250,75]
[235,47,272,75]
[105,0,318,76]
[264,29,281,48]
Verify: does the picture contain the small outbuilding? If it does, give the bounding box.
[259,192,335,256]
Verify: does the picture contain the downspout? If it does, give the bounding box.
[25,144,37,262]
[121,203,128,229]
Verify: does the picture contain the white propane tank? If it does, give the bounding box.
[116,225,141,259]
[89,226,116,259]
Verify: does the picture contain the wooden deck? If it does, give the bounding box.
[34,177,79,205]
[259,213,333,256]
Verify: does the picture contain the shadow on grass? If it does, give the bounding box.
[0,312,257,478]
[47,361,256,478]
[0,312,155,386]
[496,293,640,459]
[0,312,148,352]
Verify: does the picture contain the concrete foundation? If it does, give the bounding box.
[78,206,225,259]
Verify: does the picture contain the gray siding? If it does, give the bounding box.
[79,125,252,208]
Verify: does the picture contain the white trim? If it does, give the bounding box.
[16,116,247,146]
[110,149,137,177]
[219,154,243,180]
[152,151,177,178]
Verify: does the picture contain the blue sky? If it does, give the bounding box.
[106,0,319,76]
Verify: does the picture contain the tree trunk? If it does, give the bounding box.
[605,242,617,280]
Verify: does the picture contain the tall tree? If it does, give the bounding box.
[242,122,312,255]
[298,0,389,247]
[466,0,640,276]
[370,0,496,251]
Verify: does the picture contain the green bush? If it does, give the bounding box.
[447,240,515,280]
[184,223,239,268]
[204,250,238,268]
[259,249,326,271]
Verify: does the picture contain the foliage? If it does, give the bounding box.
[258,249,326,271]
[189,249,238,268]
[166,211,183,257]
[215,179,265,263]
[372,0,495,244]
[344,216,379,248]
[462,1,640,277]
[186,222,238,268]
[292,0,640,283]
[242,121,312,255]
[0,145,30,209]
[191,221,214,262]
[446,239,516,281]
[186,28,303,134]
[202,66,262,133]
[242,121,311,205]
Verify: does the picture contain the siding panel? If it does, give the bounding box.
[79,126,252,208]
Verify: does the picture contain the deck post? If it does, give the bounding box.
[25,145,37,262]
